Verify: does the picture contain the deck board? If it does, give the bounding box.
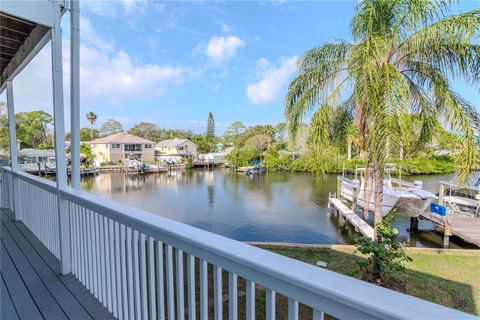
[1,273,20,320]
[1,217,93,320]
[0,210,115,320]
[0,242,43,319]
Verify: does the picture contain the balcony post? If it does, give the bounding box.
[6,80,21,221]
[51,1,71,275]
[70,0,80,189]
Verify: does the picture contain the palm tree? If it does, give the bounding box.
[286,1,480,227]
[86,112,97,141]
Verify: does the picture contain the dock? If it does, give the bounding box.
[419,211,480,247]
[328,197,375,240]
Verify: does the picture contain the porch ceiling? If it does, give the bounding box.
[0,12,49,88]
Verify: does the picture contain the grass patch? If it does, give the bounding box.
[259,245,480,315]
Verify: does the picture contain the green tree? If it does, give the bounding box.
[85,111,97,141]
[15,111,53,149]
[244,134,272,153]
[275,122,288,142]
[128,122,164,142]
[99,119,124,137]
[0,102,8,151]
[205,112,215,152]
[286,1,480,229]
[224,121,245,147]
[66,128,100,141]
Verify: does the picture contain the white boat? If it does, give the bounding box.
[340,178,400,216]
[339,166,435,217]
[393,188,436,217]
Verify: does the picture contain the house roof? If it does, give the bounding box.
[157,138,197,148]
[89,132,155,145]
[18,149,55,157]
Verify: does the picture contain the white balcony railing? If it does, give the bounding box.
[0,166,475,320]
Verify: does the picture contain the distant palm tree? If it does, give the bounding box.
[86,111,97,141]
[286,1,480,226]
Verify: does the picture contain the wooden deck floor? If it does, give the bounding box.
[0,210,115,320]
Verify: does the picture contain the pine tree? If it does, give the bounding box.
[205,112,215,152]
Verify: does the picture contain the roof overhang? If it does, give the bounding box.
[0,1,67,90]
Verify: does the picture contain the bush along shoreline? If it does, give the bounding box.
[260,152,458,175]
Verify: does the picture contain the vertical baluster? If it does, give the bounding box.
[96,212,102,300]
[78,205,84,284]
[100,215,106,305]
[69,203,76,276]
[166,245,175,320]
[156,241,165,320]
[83,207,90,290]
[288,298,298,320]
[88,210,98,298]
[74,204,80,278]
[228,273,237,320]
[187,254,195,320]
[176,249,184,320]
[121,224,129,320]
[109,219,117,317]
[140,233,148,320]
[105,217,113,313]
[92,211,99,298]
[148,237,156,320]
[312,309,325,320]
[213,266,222,320]
[199,260,208,320]
[115,222,123,320]
[246,280,255,320]
[127,227,134,319]
[133,230,142,320]
[266,289,275,320]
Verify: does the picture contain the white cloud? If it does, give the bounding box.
[11,16,187,112]
[247,56,298,105]
[153,3,166,13]
[220,23,231,33]
[83,0,150,17]
[121,0,149,16]
[205,36,245,66]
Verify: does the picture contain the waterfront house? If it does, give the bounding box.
[89,132,155,163]
[155,138,198,157]
[18,148,56,173]
[0,2,474,319]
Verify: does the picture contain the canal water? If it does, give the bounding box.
[80,169,473,248]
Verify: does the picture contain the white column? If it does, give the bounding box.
[70,0,80,188]
[6,81,17,170]
[6,81,21,221]
[51,2,71,275]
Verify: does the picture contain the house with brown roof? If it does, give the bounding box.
[155,138,198,157]
[89,133,155,163]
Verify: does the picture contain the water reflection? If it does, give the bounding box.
[81,169,474,248]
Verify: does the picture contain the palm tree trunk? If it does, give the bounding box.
[347,140,352,160]
[90,123,93,141]
[373,159,383,224]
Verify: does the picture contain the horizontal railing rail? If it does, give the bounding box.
[0,166,475,320]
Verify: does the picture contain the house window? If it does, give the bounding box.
[111,144,121,148]
[179,146,184,150]
[145,144,152,149]
[124,144,142,152]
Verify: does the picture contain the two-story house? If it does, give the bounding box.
[90,133,155,163]
[155,138,198,157]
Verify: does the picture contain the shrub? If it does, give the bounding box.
[354,213,412,283]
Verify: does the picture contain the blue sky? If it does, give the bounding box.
[8,0,480,134]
